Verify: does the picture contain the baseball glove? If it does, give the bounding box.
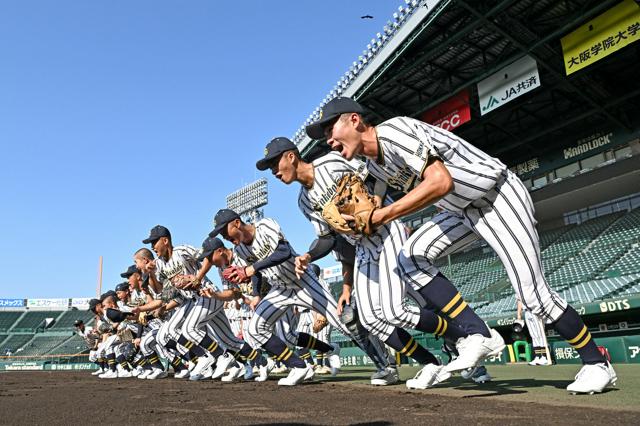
[223,266,250,284]
[322,173,376,236]
[312,313,329,333]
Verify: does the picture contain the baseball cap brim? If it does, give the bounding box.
[256,152,283,171]
[305,115,339,140]
[197,248,214,261]
[142,236,159,244]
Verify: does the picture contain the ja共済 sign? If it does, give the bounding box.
[477,56,541,116]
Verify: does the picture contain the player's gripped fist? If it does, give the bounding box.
[294,253,311,278]
[222,265,251,284]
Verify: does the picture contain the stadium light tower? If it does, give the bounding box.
[225,178,268,224]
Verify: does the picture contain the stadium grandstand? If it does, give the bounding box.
[0,299,95,367]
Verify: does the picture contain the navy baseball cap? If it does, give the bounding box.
[88,299,101,313]
[142,225,171,244]
[209,209,241,237]
[256,137,299,171]
[305,97,364,140]
[115,282,129,292]
[100,290,117,302]
[198,236,225,261]
[120,264,140,278]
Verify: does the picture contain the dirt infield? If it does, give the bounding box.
[0,368,637,425]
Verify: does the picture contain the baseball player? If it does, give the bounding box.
[516,299,550,365]
[173,236,272,382]
[306,97,616,394]
[257,137,501,388]
[74,319,103,375]
[209,209,348,386]
[137,225,235,381]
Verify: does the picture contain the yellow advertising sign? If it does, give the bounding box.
[561,0,640,75]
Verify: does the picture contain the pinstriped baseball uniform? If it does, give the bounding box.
[298,151,423,340]
[367,117,567,322]
[235,217,351,347]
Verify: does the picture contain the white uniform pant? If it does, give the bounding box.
[353,220,422,341]
[247,270,351,348]
[156,300,193,355]
[399,171,567,323]
[274,307,300,347]
[181,295,244,353]
[524,309,547,348]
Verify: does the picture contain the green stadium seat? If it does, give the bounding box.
[0,312,23,332]
[12,311,63,332]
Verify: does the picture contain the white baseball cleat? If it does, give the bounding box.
[174,369,190,379]
[118,369,133,378]
[146,367,168,380]
[211,353,236,380]
[406,364,451,390]
[221,365,245,382]
[446,329,505,373]
[99,370,118,379]
[328,344,341,376]
[314,365,332,375]
[91,368,105,376]
[567,362,617,394]
[137,369,152,380]
[303,365,315,382]
[131,366,143,377]
[255,360,273,382]
[189,353,215,381]
[277,365,312,386]
[370,367,399,386]
[528,356,541,366]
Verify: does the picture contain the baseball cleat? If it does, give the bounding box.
[370,367,399,386]
[211,353,235,380]
[528,356,541,366]
[91,368,105,376]
[255,360,273,382]
[137,369,152,380]
[406,364,451,390]
[461,365,492,383]
[446,329,505,373]
[131,366,143,377]
[99,370,118,379]
[221,365,245,382]
[117,369,133,378]
[303,365,316,382]
[147,367,168,380]
[328,344,341,376]
[567,362,617,394]
[190,353,215,380]
[277,365,311,386]
[314,365,332,375]
[243,364,255,380]
[174,369,190,379]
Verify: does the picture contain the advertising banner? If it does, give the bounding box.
[71,298,93,309]
[477,55,541,115]
[0,299,25,308]
[421,90,471,131]
[26,298,69,309]
[561,0,640,75]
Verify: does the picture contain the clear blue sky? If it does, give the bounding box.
[0,1,401,298]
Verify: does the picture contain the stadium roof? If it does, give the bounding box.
[296,0,640,168]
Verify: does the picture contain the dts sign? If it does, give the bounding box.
[421,90,471,132]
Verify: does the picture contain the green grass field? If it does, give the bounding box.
[329,363,640,412]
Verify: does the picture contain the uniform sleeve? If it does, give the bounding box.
[383,117,438,178]
[255,218,284,252]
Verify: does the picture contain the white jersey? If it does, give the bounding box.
[298,151,395,261]
[234,218,299,288]
[76,327,99,349]
[367,117,507,213]
[155,244,211,304]
[298,151,367,240]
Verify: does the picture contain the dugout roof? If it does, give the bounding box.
[297,0,640,170]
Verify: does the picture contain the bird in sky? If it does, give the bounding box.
[360,15,374,19]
